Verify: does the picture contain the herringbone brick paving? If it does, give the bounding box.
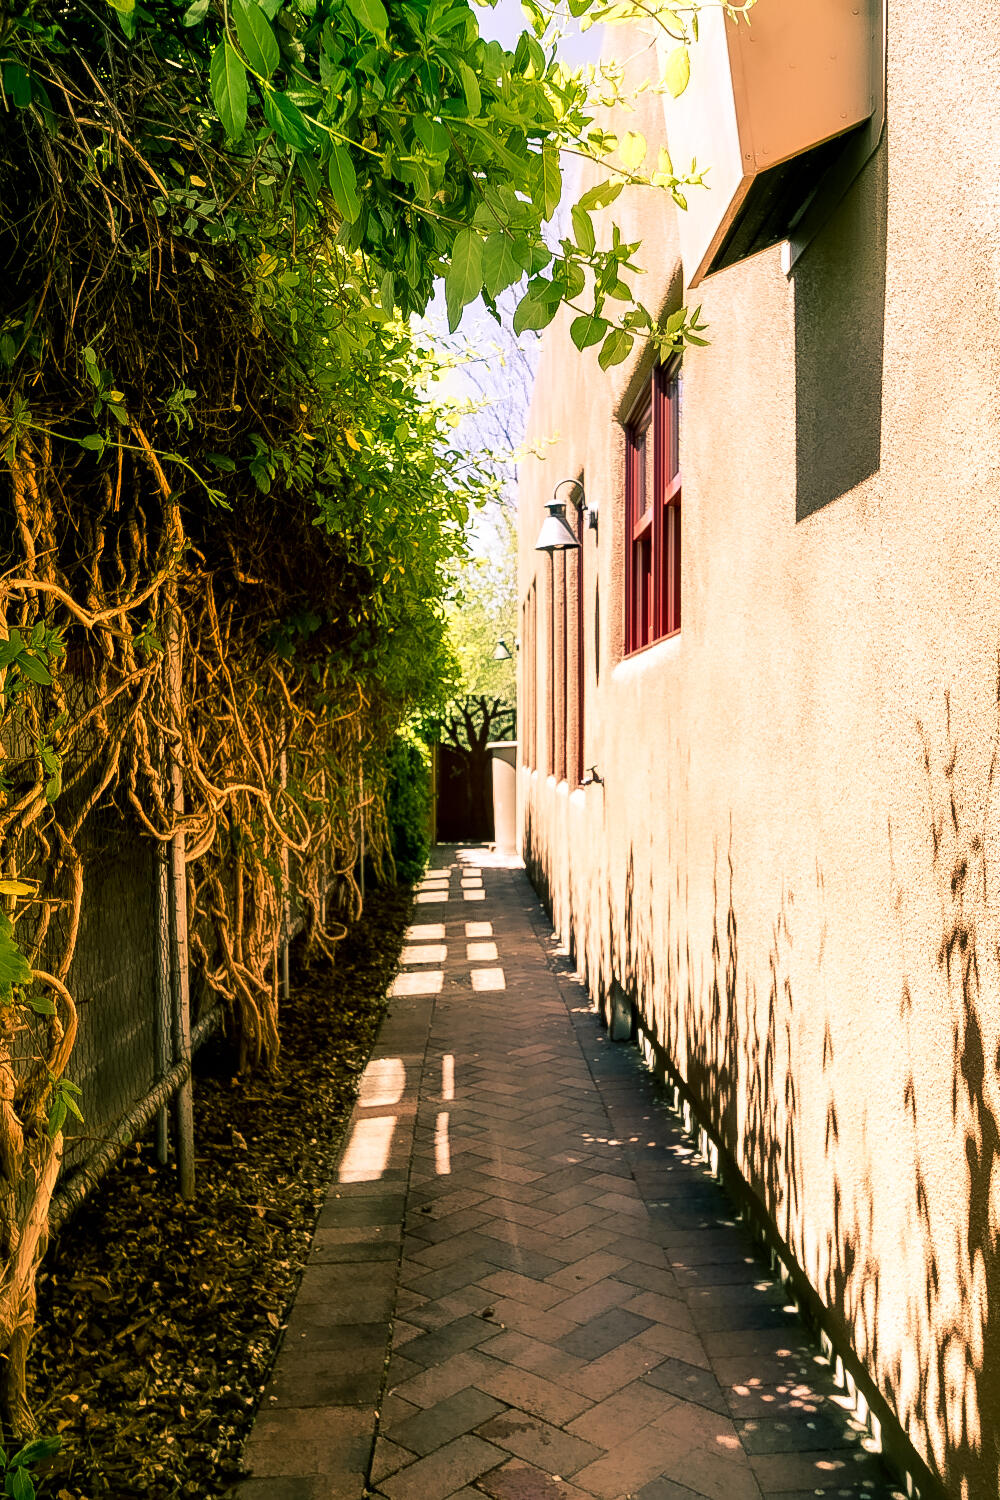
[236,847,904,1500]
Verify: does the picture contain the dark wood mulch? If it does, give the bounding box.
[27,880,411,1499]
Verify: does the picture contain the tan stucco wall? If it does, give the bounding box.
[518,11,1000,1499]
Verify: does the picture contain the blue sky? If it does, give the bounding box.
[477,0,603,68]
[426,0,605,535]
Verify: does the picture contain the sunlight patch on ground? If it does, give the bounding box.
[471,967,506,992]
[435,1111,451,1175]
[358,1056,406,1107]
[391,970,444,997]
[401,944,448,965]
[339,1115,396,1183]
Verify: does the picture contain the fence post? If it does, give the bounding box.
[279,737,290,1004]
[154,837,172,1167]
[319,770,327,928]
[359,762,365,904]
[166,604,195,1200]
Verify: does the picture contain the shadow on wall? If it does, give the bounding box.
[793,135,888,521]
[576,687,999,1496]
[875,678,1000,1499]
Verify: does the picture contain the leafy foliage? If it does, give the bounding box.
[385,734,431,883]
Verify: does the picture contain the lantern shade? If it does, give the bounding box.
[535,499,581,553]
[492,639,513,661]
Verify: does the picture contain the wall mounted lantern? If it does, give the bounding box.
[492,639,513,661]
[534,479,589,554]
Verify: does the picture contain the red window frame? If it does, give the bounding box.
[625,359,681,654]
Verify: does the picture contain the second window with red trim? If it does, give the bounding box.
[625,360,681,653]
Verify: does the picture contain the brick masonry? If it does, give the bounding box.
[233,848,905,1500]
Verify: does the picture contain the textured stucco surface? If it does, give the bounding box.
[517,11,1000,1499]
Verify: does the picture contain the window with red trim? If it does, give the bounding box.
[625,360,681,653]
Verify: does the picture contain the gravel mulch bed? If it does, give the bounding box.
[27,880,412,1499]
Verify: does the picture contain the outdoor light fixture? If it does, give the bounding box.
[492,639,513,661]
[534,479,585,554]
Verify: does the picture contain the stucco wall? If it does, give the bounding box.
[517,10,1000,1498]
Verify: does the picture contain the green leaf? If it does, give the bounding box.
[10,1438,61,1468]
[17,653,51,686]
[539,145,561,219]
[445,229,484,333]
[10,1467,33,1500]
[79,434,105,454]
[2,65,32,110]
[26,996,56,1017]
[578,179,623,212]
[262,90,312,148]
[570,313,608,350]
[233,0,280,79]
[327,144,361,223]
[482,234,522,299]
[620,130,646,170]
[182,0,209,24]
[457,60,481,117]
[211,41,248,140]
[664,44,690,98]
[0,882,34,898]
[571,204,595,256]
[513,289,560,335]
[345,0,388,39]
[0,631,23,669]
[0,929,32,1002]
[598,327,633,369]
[46,1095,66,1142]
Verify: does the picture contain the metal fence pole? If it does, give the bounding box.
[279,739,290,1004]
[154,838,172,1166]
[359,762,365,904]
[319,770,327,928]
[167,605,195,1200]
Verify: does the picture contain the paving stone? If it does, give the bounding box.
[749,1449,889,1492]
[644,1357,730,1415]
[230,1479,350,1499]
[478,1328,588,1383]
[476,1459,594,1499]
[471,1360,594,1427]
[265,1334,386,1406]
[378,1434,506,1499]
[242,1404,373,1478]
[557,1307,655,1360]
[565,1378,680,1449]
[475,1409,603,1476]
[386,1384,505,1455]
[371,1437,416,1484]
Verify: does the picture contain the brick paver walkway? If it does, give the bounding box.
[235,847,904,1500]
